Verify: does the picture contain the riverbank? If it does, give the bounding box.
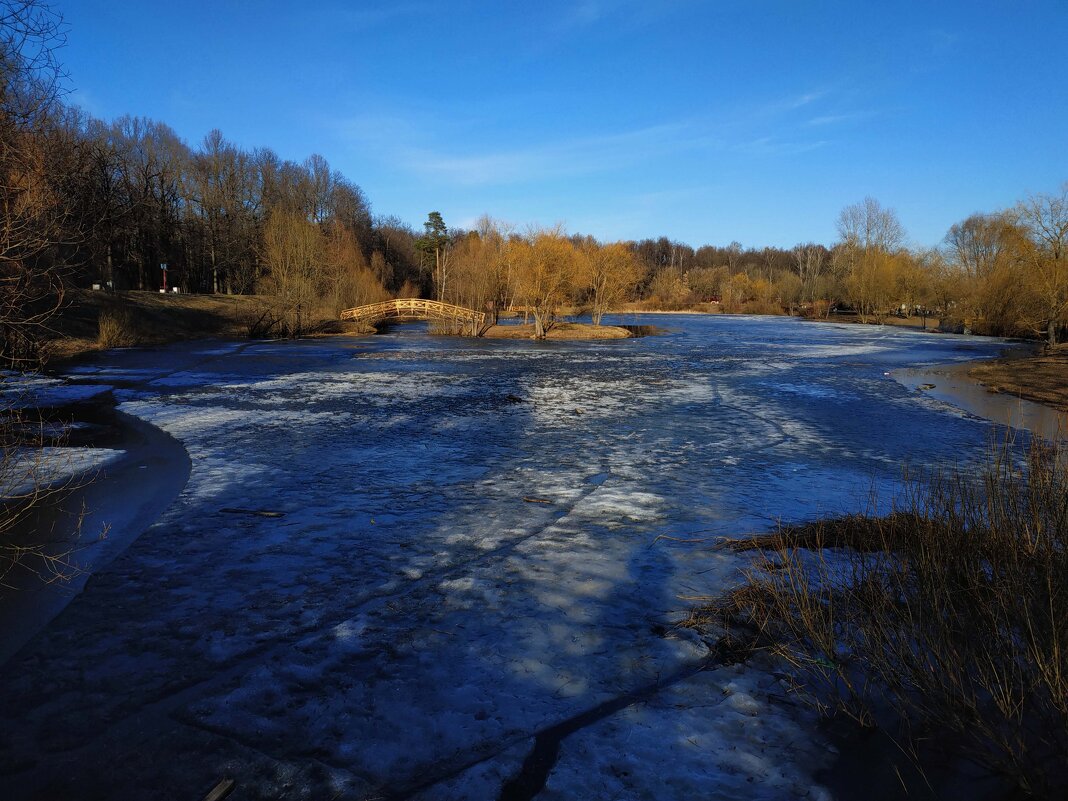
[45,289,263,363]
[967,343,1068,414]
[894,356,1068,441]
[45,290,365,366]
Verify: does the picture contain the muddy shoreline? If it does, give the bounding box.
[893,356,1067,441]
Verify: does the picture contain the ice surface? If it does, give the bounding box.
[0,373,112,408]
[3,446,125,496]
[0,317,1018,800]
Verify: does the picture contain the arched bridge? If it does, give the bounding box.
[340,298,486,329]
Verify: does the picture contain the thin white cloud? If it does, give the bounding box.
[562,1,605,29]
[734,137,828,156]
[68,87,104,117]
[786,91,826,109]
[804,111,876,127]
[330,88,834,188]
[398,122,712,185]
[335,3,432,32]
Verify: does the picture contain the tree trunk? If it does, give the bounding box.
[210,240,219,294]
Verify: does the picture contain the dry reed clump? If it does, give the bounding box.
[96,307,140,348]
[711,437,1068,797]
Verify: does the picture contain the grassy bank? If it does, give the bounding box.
[694,437,1068,798]
[43,290,364,365]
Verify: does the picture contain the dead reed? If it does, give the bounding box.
[706,436,1068,796]
[96,306,140,348]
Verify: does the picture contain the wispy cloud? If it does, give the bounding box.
[561,1,606,29]
[804,110,876,127]
[398,122,715,185]
[331,87,835,188]
[734,136,828,156]
[539,0,699,43]
[68,87,104,117]
[335,3,432,32]
[333,111,724,186]
[785,91,827,110]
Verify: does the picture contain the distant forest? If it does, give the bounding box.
[2,1,1066,363]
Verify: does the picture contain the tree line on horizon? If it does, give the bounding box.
[1,0,1066,363]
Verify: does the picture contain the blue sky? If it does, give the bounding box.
[60,0,1068,248]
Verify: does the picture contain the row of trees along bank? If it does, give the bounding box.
[2,0,1066,365]
[421,189,1067,345]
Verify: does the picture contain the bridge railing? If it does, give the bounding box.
[340,298,487,329]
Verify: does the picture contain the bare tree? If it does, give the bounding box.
[260,210,322,335]
[837,196,905,252]
[1013,185,1068,345]
[0,0,73,366]
[836,198,907,322]
[945,212,1013,281]
[791,242,828,302]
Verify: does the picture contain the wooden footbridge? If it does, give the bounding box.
[340,298,486,330]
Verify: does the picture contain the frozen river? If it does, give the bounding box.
[0,315,1020,800]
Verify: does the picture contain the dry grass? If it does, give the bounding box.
[96,307,140,348]
[46,290,294,363]
[700,437,1068,797]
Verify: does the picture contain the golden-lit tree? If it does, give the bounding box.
[260,211,322,334]
[890,251,930,314]
[1012,186,1068,345]
[845,249,897,322]
[577,241,640,324]
[509,227,575,339]
[646,266,691,307]
[837,198,907,322]
[322,219,388,314]
[445,216,513,334]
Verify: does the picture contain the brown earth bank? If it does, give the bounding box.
[483,321,634,340]
[967,344,1068,414]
